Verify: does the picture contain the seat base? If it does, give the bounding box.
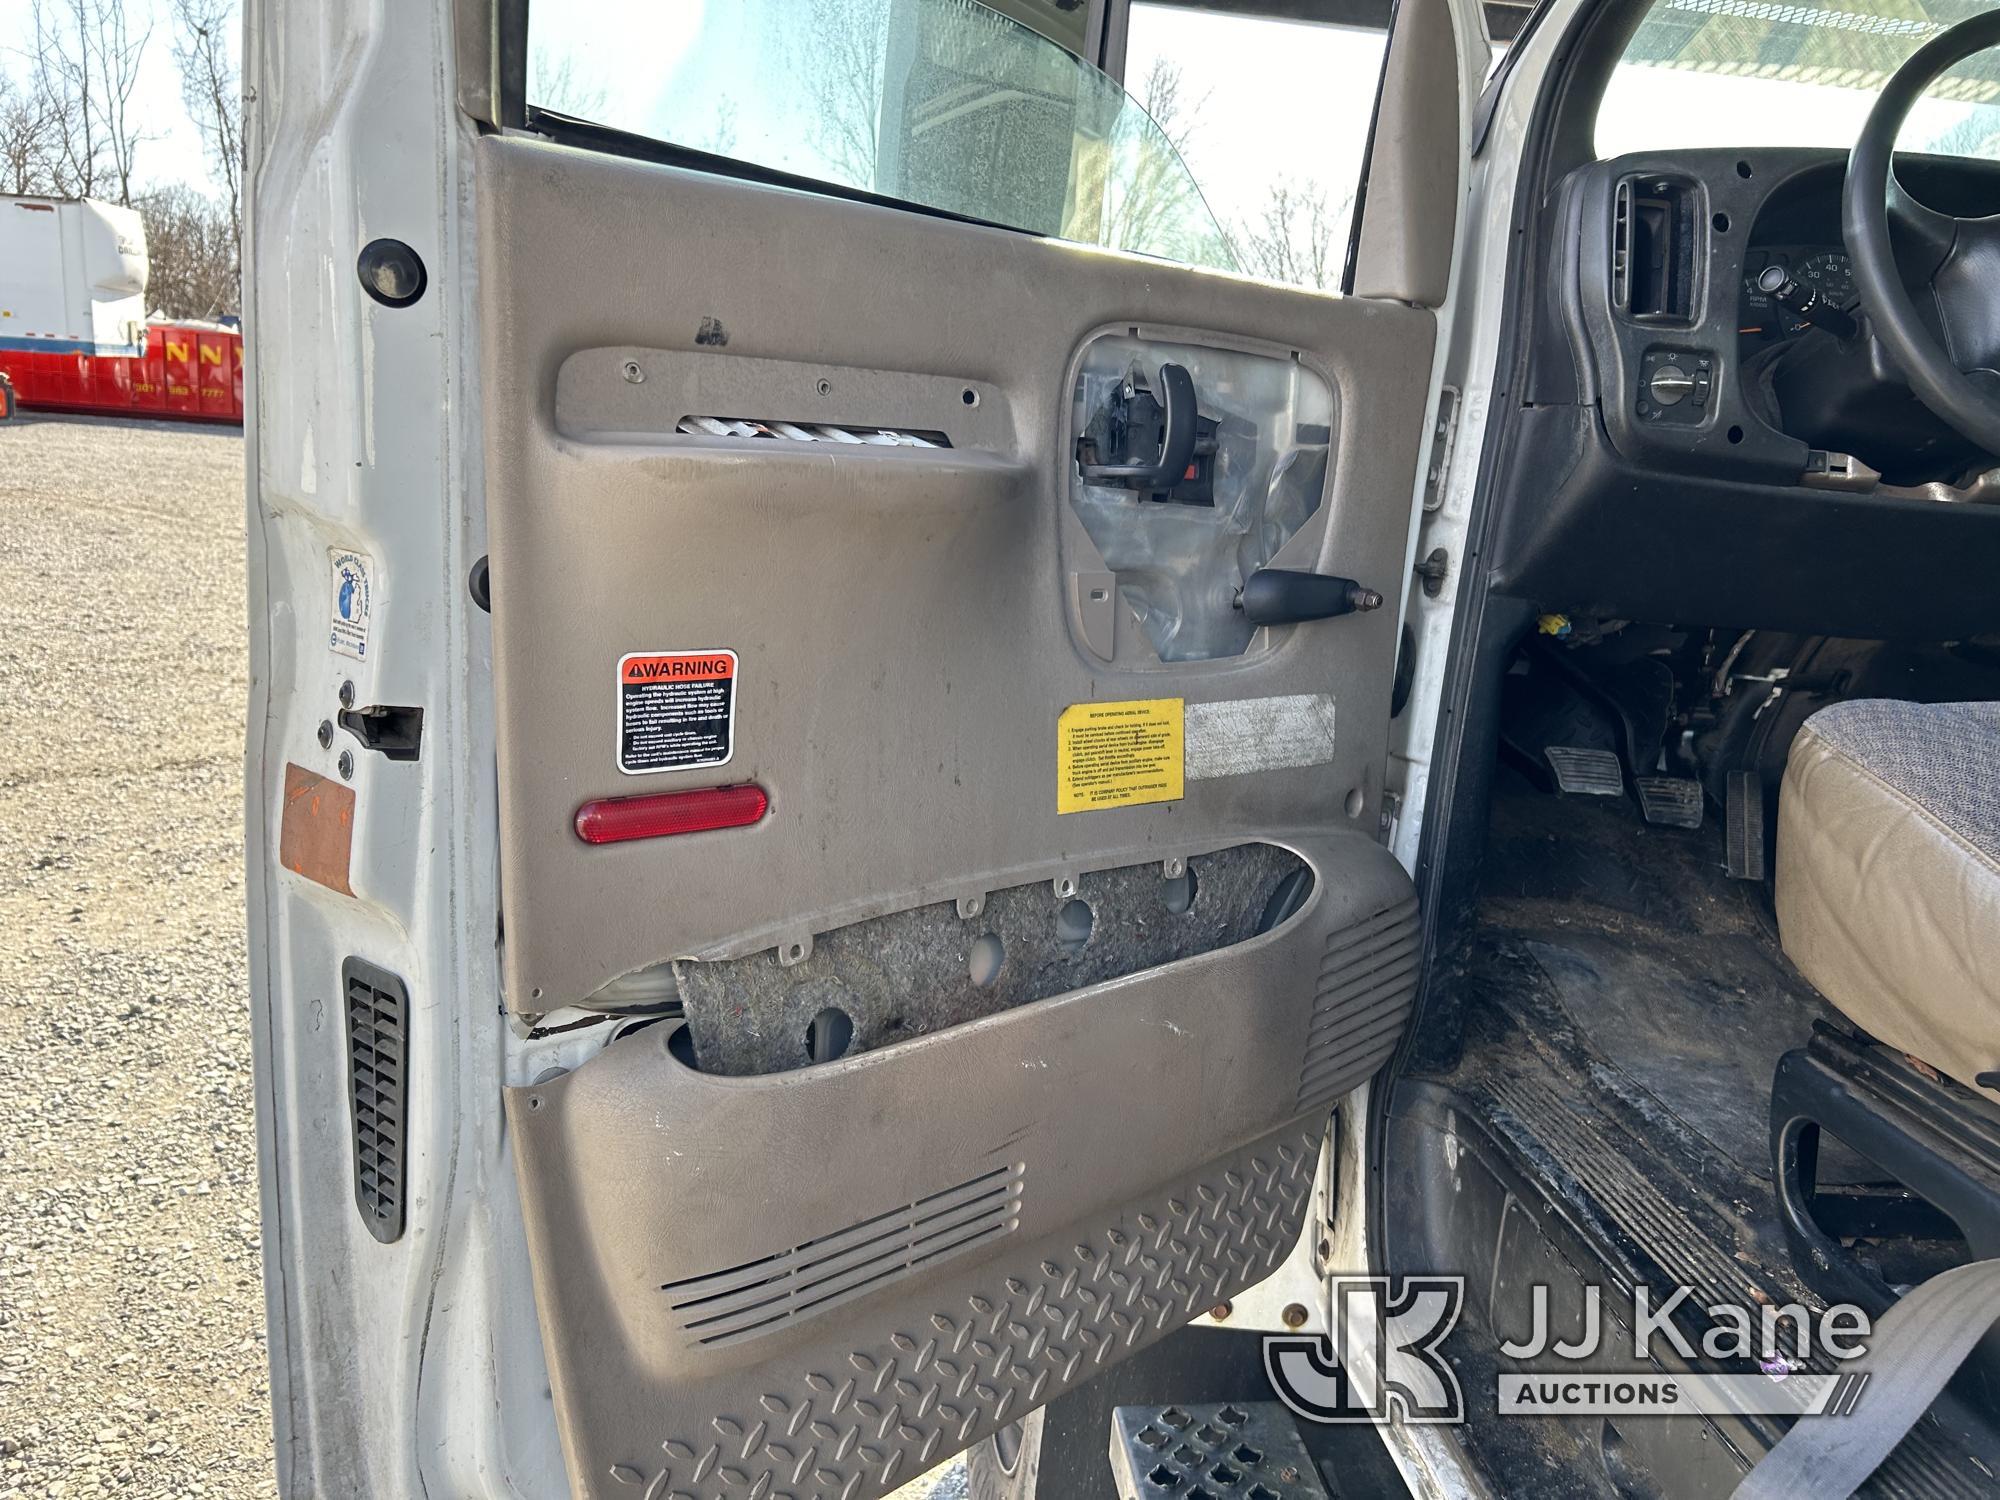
[1772,1026,2000,1407]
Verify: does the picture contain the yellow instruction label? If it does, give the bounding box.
[1057,698,1185,814]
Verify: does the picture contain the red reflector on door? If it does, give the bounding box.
[574,784,769,844]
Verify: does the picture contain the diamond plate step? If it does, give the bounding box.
[1633,775,1704,829]
[1544,745,1623,796]
[1110,1401,1330,1500]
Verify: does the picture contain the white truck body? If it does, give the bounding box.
[0,196,148,356]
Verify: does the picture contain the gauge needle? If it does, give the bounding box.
[1739,327,1763,334]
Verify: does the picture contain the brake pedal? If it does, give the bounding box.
[1544,745,1623,796]
[1725,769,1766,879]
[1634,775,1704,829]
[1111,1401,1331,1500]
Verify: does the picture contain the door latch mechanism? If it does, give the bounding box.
[1075,362,1219,504]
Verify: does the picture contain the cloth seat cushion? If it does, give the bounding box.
[1776,699,2000,1105]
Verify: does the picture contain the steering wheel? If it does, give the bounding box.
[1843,7,2000,454]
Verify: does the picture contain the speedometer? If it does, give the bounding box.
[1793,251,1856,314]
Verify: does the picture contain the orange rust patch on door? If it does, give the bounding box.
[279,762,355,896]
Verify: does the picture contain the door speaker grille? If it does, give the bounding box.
[662,1164,1025,1346]
[1297,898,1422,1112]
[342,957,410,1244]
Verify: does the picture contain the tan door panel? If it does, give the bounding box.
[481,134,1436,1500]
[479,137,1435,1014]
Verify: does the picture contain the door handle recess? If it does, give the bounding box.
[1237,569,1384,626]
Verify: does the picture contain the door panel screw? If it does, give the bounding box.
[317,720,334,749]
[337,750,355,780]
[1282,1303,1309,1328]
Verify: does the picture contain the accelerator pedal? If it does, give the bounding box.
[1111,1402,1331,1500]
[1725,770,1766,880]
[1634,775,1704,829]
[1544,745,1623,796]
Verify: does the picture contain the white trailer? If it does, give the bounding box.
[0,196,148,356]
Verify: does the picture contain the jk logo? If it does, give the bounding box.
[1264,1277,1466,1425]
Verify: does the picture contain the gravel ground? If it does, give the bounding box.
[0,414,965,1500]
[0,416,269,1499]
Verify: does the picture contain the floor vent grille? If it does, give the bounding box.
[343,958,410,1244]
[662,1164,1025,1346]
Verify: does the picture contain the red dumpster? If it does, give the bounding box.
[0,323,244,424]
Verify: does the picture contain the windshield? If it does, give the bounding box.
[528,0,1239,273]
[1597,0,2000,160]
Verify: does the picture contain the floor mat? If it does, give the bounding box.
[1519,931,1873,1183]
[1477,776,1877,1185]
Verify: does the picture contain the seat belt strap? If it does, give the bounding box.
[1732,1258,2000,1500]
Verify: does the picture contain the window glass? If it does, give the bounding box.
[528,0,1238,272]
[1596,0,2000,161]
[1124,3,1389,290]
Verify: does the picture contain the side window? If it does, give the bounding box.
[1121,2,1391,291]
[527,0,1237,273]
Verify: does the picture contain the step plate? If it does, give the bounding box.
[1544,745,1623,796]
[1110,1401,1331,1500]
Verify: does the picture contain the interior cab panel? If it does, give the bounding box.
[240,0,2000,1492]
[1390,4,2000,1486]
[1489,147,2000,642]
[476,109,1445,1491]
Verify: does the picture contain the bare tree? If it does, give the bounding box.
[170,0,241,254]
[138,183,237,320]
[90,0,150,205]
[529,50,608,120]
[1133,55,1203,160]
[799,0,889,185]
[0,71,63,196]
[1230,176,1350,291]
[28,0,100,196]
[1109,57,1348,288]
[1100,56,1234,269]
[697,96,738,157]
[25,0,153,204]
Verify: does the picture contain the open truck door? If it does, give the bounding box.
[244,0,1486,1493]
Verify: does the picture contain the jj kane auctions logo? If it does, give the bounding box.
[1265,1278,1874,1425]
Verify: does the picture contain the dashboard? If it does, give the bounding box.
[1549,147,2000,477]
[1479,145,2000,645]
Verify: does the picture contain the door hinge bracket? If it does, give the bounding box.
[1422,386,1461,513]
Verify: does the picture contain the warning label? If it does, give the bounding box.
[1057,698,1184,814]
[617,650,737,774]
